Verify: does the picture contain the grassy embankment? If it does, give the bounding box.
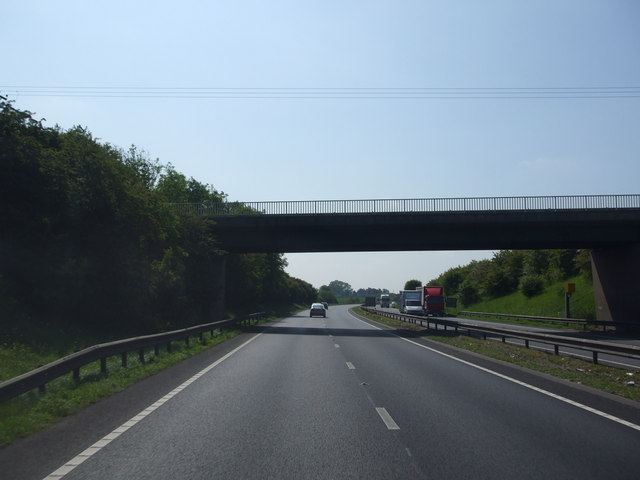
[354,275,639,403]
[0,305,304,447]
[453,274,597,326]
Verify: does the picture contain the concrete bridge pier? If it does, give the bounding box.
[208,255,226,322]
[591,243,640,325]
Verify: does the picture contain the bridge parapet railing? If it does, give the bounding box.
[169,194,640,216]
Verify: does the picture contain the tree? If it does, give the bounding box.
[547,249,578,281]
[519,274,545,297]
[431,267,465,295]
[318,285,338,304]
[522,250,550,276]
[480,251,522,298]
[356,287,384,298]
[121,145,162,190]
[404,279,422,290]
[459,281,480,306]
[0,98,322,337]
[155,164,226,204]
[285,277,317,305]
[328,280,354,298]
[574,249,593,281]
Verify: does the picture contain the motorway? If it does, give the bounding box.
[3,305,640,479]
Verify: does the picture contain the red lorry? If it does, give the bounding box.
[422,286,445,316]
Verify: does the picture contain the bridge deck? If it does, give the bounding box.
[207,208,640,253]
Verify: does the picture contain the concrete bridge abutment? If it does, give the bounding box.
[591,243,640,325]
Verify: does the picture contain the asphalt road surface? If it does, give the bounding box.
[3,305,640,479]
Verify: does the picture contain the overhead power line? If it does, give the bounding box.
[2,86,639,99]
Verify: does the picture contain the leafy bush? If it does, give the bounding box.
[519,274,545,298]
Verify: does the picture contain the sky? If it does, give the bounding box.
[3,1,639,292]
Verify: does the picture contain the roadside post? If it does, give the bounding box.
[564,283,576,318]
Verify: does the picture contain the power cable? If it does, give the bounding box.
[1,86,639,99]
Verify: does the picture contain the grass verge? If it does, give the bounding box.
[0,328,242,447]
[354,307,639,403]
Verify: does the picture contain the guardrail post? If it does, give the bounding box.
[139,348,145,363]
[73,368,80,381]
[100,357,107,375]
[554,345,559,355]
[121,352,128,368]
[593,351,599,365]
[167,342,172,353]
[185,336,190,347]
[154,344,160,356]
[39,384,46,395]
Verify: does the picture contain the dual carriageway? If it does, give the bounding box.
[3,194,640,479]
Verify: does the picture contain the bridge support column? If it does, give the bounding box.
[591,244,640,325]
[208,255,226,321]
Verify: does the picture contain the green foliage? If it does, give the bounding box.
[404,279,422,290]
[435,268,465,295]
[318,285,338,304]
[458,283,480,307]
[155,163,226,204]
[0,98,315,337]
[574,249,593,281]
[463,275,595,320]
[328,280,354,298]
[519,274,545,298]
[429,249,592,306]
[355,287,389,298]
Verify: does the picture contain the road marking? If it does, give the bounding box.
[376,407,400,430]
[350,311,640,433]
[334,343,340,348]
[42,333,263,480]
[346,362,355,370]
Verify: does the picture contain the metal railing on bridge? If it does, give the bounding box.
[170,194,640,216]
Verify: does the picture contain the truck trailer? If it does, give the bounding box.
[422,286,445,316]
[399,289,423,315]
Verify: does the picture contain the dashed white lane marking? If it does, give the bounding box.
[42,334,262,480]
[349,311,640,433]
[376,407,400,430]
[346,362,356,370]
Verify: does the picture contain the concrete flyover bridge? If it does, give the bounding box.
[171,194,640,325]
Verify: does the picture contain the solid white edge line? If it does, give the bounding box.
[42,333,263,480]
[349,310,640,432]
